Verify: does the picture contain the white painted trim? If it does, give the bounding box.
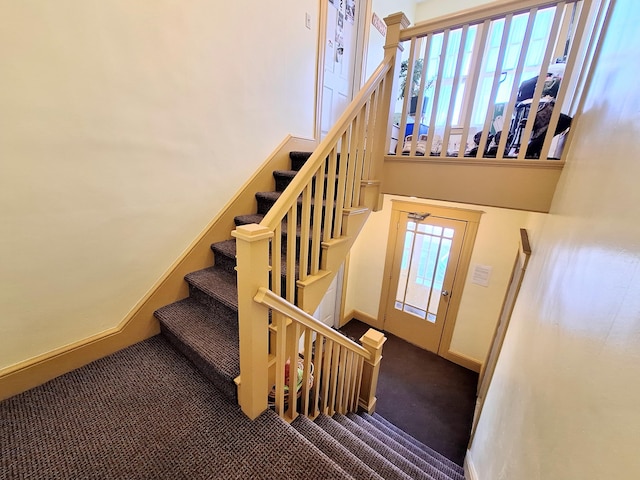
[464,449,480,480]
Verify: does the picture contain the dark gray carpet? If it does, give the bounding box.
[0,336,350,480]
[339,320,478,466]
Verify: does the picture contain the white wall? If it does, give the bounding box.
[414,0,493,23]
[364,0,417,80]
[0,0,318,370]
[345,194,542,364]
[469,1,640,478]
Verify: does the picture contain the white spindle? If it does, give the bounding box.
[424,28,451,157]
[539,0,592,160]
[476,14,513,159]
[516,5,565,160]
[457,21,490,159]
[441,25,470,157]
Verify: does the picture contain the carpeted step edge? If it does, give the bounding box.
[371,413,465,472]
[314,414,413,480]
[211,239,237,276]
[363,413,465,474]
[253,409,354,480]
[333,413,439,480]
[347,413,462,480]
[292,415,383,480]
[184,267,238,327]
[154,298,239,402]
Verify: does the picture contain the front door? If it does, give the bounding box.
[384,212,466,353]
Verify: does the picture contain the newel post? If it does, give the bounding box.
[368,12,410,212]
[232,223,273,419]
[358,328,387,413]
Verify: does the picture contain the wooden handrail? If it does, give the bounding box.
[401,0,581,39]
[260,52,394,230]
[253,287,371,361]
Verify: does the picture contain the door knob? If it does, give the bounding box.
[442,290,449,297]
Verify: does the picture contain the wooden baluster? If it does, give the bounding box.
[344,114,360,209]
[334,131,349,237]
[353,355,364,411]
[352,103,369,206]
[336,347,347,414]
[540,0,592,160]
[274,312,287,417]
[476,14,513,160]
[285,320,301,422]
[320,339,334,414]
[494,11,537,159]
[323,149,338,243]
[301,327,314,417]
[328,345,341,416]
[299,185,312,282]
[441,25,469,157]
[458,21,490,159]
[362,86,378,180]
[311,334,325,417]
[286,205,297,303]
[424,28,450,158]
[272,223,282,296]
[310,164,325,276]
[516,5,565,160]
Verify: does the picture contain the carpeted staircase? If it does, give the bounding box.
[152,151,466,480]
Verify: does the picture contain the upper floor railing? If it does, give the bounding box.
[390,0,607,163]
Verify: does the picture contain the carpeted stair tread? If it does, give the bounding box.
[371,413,464,471]
[0,335,353,479]
[185,266,238,313]
[364,413,465,473]
[234,213,265,226]
[255,191,326,217]
[154,298,239,401]
[210,239,237,275]
[289,151,313,171]
[211,238,236,259]
[292,415,384,480]
[346,413,462,480]
[314,414,413,480]
[333,413,438,480]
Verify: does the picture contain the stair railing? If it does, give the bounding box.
[392,0,605,161]
[254,287,386,421]
[232,13,409,420]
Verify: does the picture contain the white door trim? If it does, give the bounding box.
[314,0,372,140]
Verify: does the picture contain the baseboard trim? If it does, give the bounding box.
[0,318,159,401]
[464,449,480,480]
[0,134,317,401]
[345,308,383,330]
[442,348,482,373]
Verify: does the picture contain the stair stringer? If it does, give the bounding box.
[296,206,371,314]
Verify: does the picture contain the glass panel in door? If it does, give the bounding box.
[385,213,465,353]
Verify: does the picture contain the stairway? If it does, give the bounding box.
[292,412,465,480]
[154,150,315,404]
[153,150,465,479]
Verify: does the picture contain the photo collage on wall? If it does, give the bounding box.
[330,0,356,64]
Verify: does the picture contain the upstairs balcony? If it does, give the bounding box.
[381,0,609,212]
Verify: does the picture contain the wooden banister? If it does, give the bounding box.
[254,287,371,360]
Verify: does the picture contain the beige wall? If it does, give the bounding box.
[414,0,493,22]
[0,1,319,370]
[364,0,417,80]
[345,194,543,364]
[468,1,640,478]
